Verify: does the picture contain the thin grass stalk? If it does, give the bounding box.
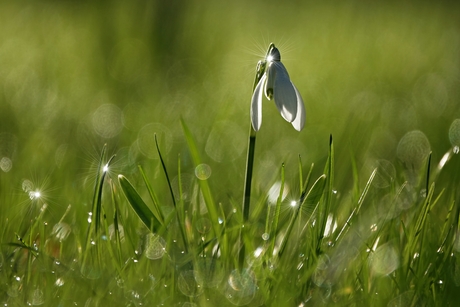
[154,134,188,252]
[316,135,334,255]
[138,165,164,225]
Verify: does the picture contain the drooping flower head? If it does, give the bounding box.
[251,43,306,131]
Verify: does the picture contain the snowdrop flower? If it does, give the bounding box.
[251,44,306,131]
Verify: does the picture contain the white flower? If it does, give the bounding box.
[250,45,306,131]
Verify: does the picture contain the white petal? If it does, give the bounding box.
[270,62,297,123]
[251,74,266,131]
[291,83,306,131]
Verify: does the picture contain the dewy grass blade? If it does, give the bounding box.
[118,175,161,233]
[82,145,113,274]
[88,144,107,238]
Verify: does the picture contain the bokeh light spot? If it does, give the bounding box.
[0,157,12,172]
[205,120,245,162]
[396,130,431,170]
[448,119,460,149]
[144,233,166,260]
[369,242,399,276]
[413,73,448,117]
[224,269,257,306]
[178,270,203,297]
[92,104,123,138]
[195,164,212,180]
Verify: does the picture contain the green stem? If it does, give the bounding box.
[239,125,256,268]
[239,45,274,268]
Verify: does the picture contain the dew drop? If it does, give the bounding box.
[261,233,270,241]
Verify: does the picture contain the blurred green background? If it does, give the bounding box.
[0,0,459,216]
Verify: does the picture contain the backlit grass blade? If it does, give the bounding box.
[138,165,164,226]
[278,174,326,258]
[356,167,377,214]
[82,146,114,276]
[118,174,160,233]
[317,134,334,254]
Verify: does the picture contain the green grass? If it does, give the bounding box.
[1,0,460,306]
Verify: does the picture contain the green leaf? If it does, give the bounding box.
[118,175,160,233]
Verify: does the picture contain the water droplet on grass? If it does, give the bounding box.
[54,278,64,287]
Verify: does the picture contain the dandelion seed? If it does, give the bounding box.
[251,43,306,131]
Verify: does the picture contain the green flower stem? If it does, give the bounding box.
[239,49,271,268]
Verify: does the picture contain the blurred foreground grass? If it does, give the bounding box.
[1,0,460,306]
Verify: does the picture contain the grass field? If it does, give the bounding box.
[1,0,460,306]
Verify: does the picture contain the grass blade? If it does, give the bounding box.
[155,134,188,252]
[138,165,164,225]
[317,134,334,254]
[278,174,326,258]
[118,175,160,233]
[180,118,222,237]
